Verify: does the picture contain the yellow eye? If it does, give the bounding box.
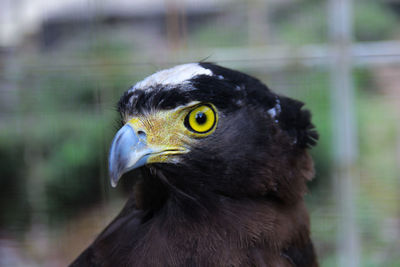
[185,104,217,134]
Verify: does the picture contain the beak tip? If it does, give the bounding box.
[110,172,120,188]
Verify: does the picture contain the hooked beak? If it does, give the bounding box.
[108,124,152,187]
[108,115,190,188]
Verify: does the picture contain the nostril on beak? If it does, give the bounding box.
[137,130,146,139]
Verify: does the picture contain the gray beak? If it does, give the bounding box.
[108,124,152,187]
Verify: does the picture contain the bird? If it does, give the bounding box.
[70,62,319,267]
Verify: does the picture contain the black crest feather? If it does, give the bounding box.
[277,96,319,148]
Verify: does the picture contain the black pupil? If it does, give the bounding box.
[195,112,207,125]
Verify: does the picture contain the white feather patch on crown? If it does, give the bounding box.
[129,63,213,92]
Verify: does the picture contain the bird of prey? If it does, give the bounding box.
[71,63,319,267]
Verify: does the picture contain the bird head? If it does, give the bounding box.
[109,63,318,204]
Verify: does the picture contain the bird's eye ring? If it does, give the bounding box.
[185,104,217,134]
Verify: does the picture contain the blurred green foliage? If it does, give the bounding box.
[354,1,398,41]
[188,11,248,47]
[274,0,398,44]
[0,37,140,227]
[188,0,399,47]
[0,137,30,233]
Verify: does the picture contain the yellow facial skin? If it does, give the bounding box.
[123,102,218,164]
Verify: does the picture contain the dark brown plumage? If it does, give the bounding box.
[71,63,319,266]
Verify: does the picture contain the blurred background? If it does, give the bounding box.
[0,0,399,266]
